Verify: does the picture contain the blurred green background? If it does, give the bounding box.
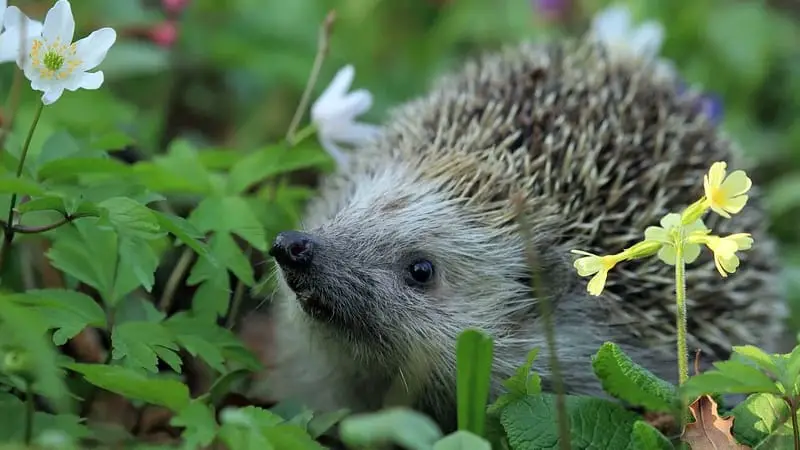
[2,0,799,331]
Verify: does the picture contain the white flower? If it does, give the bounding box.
[0,1,43,64]
[589,4,675,80]
[311,65,381,167]
[20,0,116,105]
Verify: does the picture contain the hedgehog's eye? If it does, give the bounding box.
[407,259,435,286]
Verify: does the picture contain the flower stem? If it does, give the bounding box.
[674,239,689,386]
[788,397,800,450]
[0,102,44,271]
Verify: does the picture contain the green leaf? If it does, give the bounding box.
[681,359,782,400]
[36,131,83,167]
[7,290,106,346]
[170,400,218,450]
[117,236,161,294]
[132,139,214,195]
[261,425,325,449]
[0,393,90,444]
[489,348,540,414]
[206,369,252,405]
[0,176,44,196]
[591,342,679,412]
[111,321,181,374]
[456,329,493,437]
[339,408,443,450]
[37,157,132,180]
[732,345,780,376]
[152,211,214,262]
[97,197,161,239]
[189,232,254,287]
[189,271,231,319]
[306,409,351,439]
[46,219,118,303]
[226,144,331,194]
[188,196,267,251]
[730,393,800,448]
[0,296,72,413]
[500,394,642,450]
[776,346,800,397]
[65,363,190,412]
[631,421,673,450]
[434,431,492,450]
[163,314,226,372]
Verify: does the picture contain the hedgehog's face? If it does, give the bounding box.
[269,165,536,359]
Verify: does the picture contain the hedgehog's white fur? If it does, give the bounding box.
[251,37,787,431]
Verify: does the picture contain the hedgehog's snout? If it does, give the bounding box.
[270,230,315,270]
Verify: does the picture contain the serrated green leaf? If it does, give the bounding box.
[188,232,254,286]
[500,394,642,450]
[37,157,132,180]
[226,144,331,195]
[188,196,267,251]
[434,430,492,450]
[7,289,106,346]
[170,400,217,450]
[456,329,493,437]
[163,314,226,373]
[111,321,181,374]
[46,221,116,298]
[117,236,160,294]
[97,197,161,239]
[592,342,678,413]
[0,177,44,196]
[152,211,214,262]
[189,271,231,319]
[489,348,541,415]
[631,421,673,450]
[339,408,443,450]
[65,363,190,412]
[0,393,90,444]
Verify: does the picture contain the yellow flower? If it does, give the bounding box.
[643,213,707,265]
[703,161,752,218]
[687,232,753,277]
[571,250,624,296]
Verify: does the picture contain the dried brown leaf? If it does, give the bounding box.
[681,395,751,450]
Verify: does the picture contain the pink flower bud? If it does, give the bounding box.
[162,0,190,14]
[149,21,178,47]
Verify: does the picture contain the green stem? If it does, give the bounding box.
[674,242,688,386]
[0,102,44,271]
[789,397,800,450]
[24,381,34,445]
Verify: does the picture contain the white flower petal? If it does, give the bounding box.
[317,134,349,167]
[629,21,664,58]
[42,0,74,44]
[74,28,116,71]
[336,89,373,118]
[324,122,381,146]
[0,31,20,63]
[76,71,103,90]
[312,65,355,117]
[3,6,43,38]
[41,86,64,105]
[591,5,631,43]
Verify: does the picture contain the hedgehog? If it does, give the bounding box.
[249,36,787,432]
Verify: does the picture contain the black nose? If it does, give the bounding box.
[269,231,315,269]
